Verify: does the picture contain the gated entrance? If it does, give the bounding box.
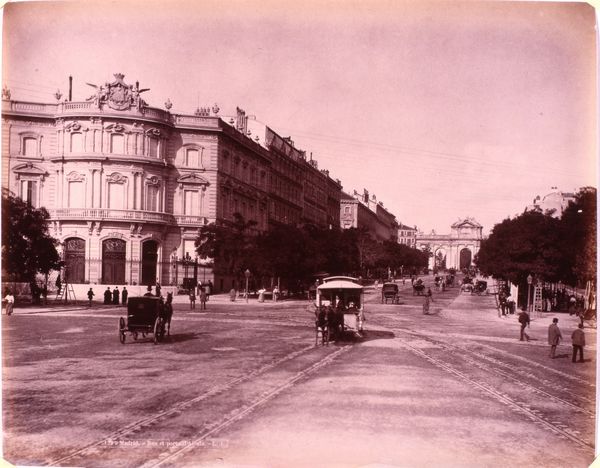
[102,239,126,284]
[141,240,158,286]
[64,237,85,283]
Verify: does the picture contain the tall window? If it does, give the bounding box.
[107,183,125,209]
[68,181,85,208]
[148,137,159,158]
[145,185,159,211]
[70,133,83,152]
[20,180,38,207]
[111,134,124,154]
[185,149,199,167]
[23,137,37,156]
[184,190,199,215]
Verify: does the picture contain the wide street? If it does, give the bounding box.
[2,278,596,468]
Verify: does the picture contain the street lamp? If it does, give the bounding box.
[527,274,533,313]
[244,269,251,303]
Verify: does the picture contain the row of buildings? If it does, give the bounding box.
[2,73,416,292]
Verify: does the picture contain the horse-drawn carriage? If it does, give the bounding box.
[471,280,487,295]
[314,276,365,344]
[381,282,400,304]
[119,294,173,344]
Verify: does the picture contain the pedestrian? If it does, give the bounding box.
[196,281,203,298]
[207,280,213,300]
[55,274,62,292]
[87,288,95,307]
[273,286,279,302]
[103,287,112,304]
[189,289,196,309]
[571,323,585,363]
[121,287,128,306]
[568,295,577,315]
[4,290,14,316]
[229,288,236,302]
[518,309,530,341]
[423,293,433,315]
[199,288,207,310]
[548,318,562,358]
[112,287,120,305]
[155,281,162,298]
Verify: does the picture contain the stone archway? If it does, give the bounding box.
[459,248,472,270]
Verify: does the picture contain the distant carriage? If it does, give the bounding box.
[119,296,170,344]
[381,282,400,304]
[413,279,425,296]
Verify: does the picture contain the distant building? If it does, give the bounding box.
[340,189,398,242]
[397,223,417,247]
[416,218,483,270]
[525,188,576,218]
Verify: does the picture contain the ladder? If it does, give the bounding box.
[55,283,77,304]
[533,285,543,317]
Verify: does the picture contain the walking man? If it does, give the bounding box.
[87,288,95,307]
[518,309,530,341]
[121,287,128,306]
[103,287,112,304]
[112,287,120,305]
[571,323,585,363]
[548,318,562,358]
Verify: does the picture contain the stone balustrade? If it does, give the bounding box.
[48,208,209,227]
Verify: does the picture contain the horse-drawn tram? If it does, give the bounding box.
[119,295,173,344]
[315,276,365,344]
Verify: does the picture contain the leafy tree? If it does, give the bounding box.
[476,210,565,285]
[1,193,61,283]
[558,187,596,286]
[195,213,259,279]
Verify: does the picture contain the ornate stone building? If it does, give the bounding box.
[416,218,483,270]
[2,74,293,292]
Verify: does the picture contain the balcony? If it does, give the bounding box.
[174,215,209,226]
[49,208,174,225]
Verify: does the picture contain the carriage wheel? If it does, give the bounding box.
[153,317,164,344]
[119,317,126,344]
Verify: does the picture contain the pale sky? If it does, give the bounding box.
[2,0,597,234]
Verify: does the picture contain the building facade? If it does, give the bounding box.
[525,188,577,218]
[416,218,483,270]
[340,189,398,242]
[397,223,417,247]
[2,73,341,292]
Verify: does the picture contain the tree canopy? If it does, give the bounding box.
[475,187,596,287]
[2,192,62,283]
[195,214,427,288]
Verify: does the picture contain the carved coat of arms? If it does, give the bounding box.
[86,73,150,110]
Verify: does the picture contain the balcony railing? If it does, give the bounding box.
[49,208,210,227]
[174,215,208,226]
[49,208,174,224]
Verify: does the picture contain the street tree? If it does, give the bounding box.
[558,187,596,287]
[195,213,259,280]
[1,192,62,286]
[475,210,565,285]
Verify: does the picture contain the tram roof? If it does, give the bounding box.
[317,279,363,291]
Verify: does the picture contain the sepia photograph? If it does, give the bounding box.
[0,0,597,466]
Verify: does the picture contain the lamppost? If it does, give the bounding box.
[244,269,251,303]
[527,274,533,313]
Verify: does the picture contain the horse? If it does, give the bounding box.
[163,292,174,336]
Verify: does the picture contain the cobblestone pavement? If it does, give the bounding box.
[2,279,596,467]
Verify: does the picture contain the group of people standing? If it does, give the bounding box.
[189,281,212,310]
[94,286,129,307]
